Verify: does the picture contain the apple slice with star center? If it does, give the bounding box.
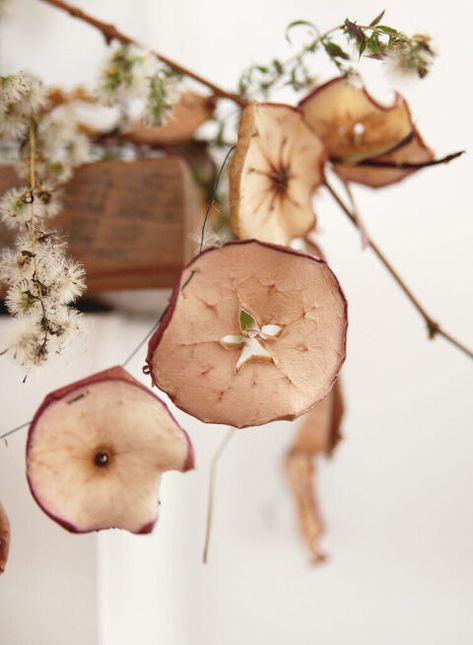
[26,366,194,534]
[146,240,347,428]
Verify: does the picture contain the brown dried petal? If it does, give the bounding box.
[146,240,347,428]
[230,103,326,245]
[285,381,344,563]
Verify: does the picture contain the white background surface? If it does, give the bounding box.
[0,0,472,644]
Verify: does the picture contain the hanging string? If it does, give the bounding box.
[1,144,237,443]
[202,428,237,564]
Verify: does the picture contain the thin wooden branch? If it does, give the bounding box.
[39,0,247,108]
[325,180,473,361]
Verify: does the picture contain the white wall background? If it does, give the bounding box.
[0,0,472,644]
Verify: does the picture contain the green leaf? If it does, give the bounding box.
[367,31,382,54]
[285,19,317,44]
[359,39,367,57]
[369,10,385,27]
[240,308,259,332]
[323,41,350,60]
[377,25,398,35]
[272,58,283,74]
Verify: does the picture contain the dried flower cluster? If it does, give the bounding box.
[0,72,88,368]
[98,44,180,126]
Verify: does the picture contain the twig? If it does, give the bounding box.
[353,150,465,169]
[38,0,247,108]
[202,428,236,564]
[341,178,369,249]
[325,180,473,361]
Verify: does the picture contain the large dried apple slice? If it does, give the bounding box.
[0,501,10,574]
[126,92,215,146]
[285,381,344,563]
[26,366,194,534]
[299,76,434,188]
[146,240,347,428]
[229,103,326,245]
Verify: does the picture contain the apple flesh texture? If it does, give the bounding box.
[27,367,193,534]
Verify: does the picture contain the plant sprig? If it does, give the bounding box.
[238,11,435,99]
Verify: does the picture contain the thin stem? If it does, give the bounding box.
[28,125,49,354]
[202,428,236,564]
[39,0,246,107]
[324,180,473,361]
[1,421,31,442]
[200,145,235,252]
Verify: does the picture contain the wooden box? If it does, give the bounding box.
[0,157,201,293]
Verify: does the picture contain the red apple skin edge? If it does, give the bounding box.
[0,502,10,574]
[26,366,194,534]
[145,239,348,427]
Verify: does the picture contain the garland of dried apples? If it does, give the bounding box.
[0,0,471,573]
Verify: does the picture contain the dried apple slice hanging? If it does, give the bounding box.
[126,92,215,146]
[299,76,434,188]
[0,501,10,574]
[26,366,194,534]
[146,240,347,428]
[285,382,344,563]
[229,103,326,245]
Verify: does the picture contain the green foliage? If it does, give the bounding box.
[240,308,258,332]
[237,11,435,99]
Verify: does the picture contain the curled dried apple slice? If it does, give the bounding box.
[146,240,347,428]
[26,366,194,534]
[332,129,433,187]
[285,381,344,563]
[229,103,326,245]
[299,76,434,187]
[0,501,10,574]
[126,92,215,146]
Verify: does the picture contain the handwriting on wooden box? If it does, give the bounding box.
[0,158,199,292]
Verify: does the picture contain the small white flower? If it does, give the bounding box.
[48,258,86,304]
[0,72,48,139]
[98,44,158,105]
[143,70,180,127]
[0,110,29,139]
[9,318,48,367]
[4,282,41,316]
[0,186,31,229]
[0,72,31,107]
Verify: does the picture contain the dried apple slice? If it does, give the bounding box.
[0,501,10,574]
[332,129,433,187]
[299,76,434,187]
[229,103,326,245]
[126,92,215,146]
[146,240,347,428]
[26,366,194,534]
[285,381,344,563]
